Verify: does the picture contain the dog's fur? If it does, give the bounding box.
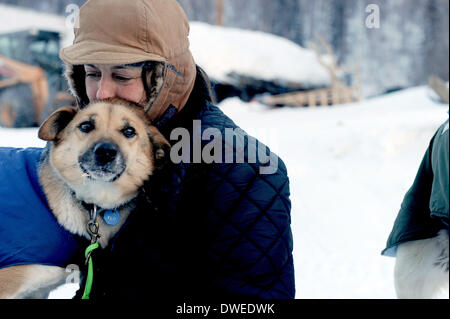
[0,98,170,299]
[394,229,449,299]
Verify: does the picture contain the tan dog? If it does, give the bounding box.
[0,98,170,298]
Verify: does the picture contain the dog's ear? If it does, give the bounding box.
[38,107,78,141]
[148,125,171,170]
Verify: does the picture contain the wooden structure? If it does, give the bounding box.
[216,0,224,26]
[428,75,449,104]
[263,36,361,107]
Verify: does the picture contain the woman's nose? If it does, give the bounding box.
[96,77,115,100]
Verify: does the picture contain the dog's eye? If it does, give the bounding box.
[78,121,94,133]
[121,127,136,138]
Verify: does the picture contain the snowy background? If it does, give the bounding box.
[1,3,449,299]
[2,0,449,97]
[3,85,447,299]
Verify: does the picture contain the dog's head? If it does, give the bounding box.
[38,98,170,209]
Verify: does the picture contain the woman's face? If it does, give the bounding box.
[84,64,146,105]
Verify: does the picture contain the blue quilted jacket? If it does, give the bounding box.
[0,147,81,270]
[80,69,295,299]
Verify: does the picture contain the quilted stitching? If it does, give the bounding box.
[189,103,294,297]
[153,98,294,298]
[204,161,292,295]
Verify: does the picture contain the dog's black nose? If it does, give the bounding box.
[94,143,118,165]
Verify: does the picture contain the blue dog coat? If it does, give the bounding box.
[0,147,81,270]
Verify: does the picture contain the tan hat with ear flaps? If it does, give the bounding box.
[60,0,197,121]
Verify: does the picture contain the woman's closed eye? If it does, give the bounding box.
[86,72,101,79]
[113,74,132,82]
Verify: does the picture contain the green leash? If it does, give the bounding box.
[82,242,99,299]
[82,205,101,300]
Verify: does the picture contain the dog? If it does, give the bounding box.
[0,98,170,298]
[394,229,449,298]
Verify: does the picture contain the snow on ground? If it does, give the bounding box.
[218,87,448,299]
[1,86,448,299]
[189,22,330,88]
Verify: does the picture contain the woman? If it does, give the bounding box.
[60,0,294,299]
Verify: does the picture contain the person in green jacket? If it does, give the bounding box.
[382,119,449,299]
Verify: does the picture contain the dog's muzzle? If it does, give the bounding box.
[79,141,125,182]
